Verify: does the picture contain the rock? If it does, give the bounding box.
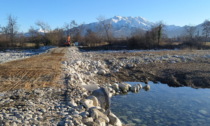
[58,121,65,126]
[82,84,99,92]
[138,83,143,89]
[92,88,110,111]
[69,100,77,107]
[118,83,131,93]
[98,69,106,75]
[82,117,94,124]
[143,85,150,91]
[80,111,89,118]
[130,84,140,93]
[87,96,99,107]
[11,122,17,126]
[82,99,94,109]
[96,117,106,126]
[112,83,119,92]
[84,122,98,126]
[199,109,208,115]
[126,64,134,68]
[89,108,109,123]
[108,112,122,126]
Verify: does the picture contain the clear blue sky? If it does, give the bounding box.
[1,0,210,32]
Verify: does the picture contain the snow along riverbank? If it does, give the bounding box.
[0,46,55,64]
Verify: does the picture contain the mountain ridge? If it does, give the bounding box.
[80,16,190,38]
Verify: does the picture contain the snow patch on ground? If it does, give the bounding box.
[82,49,179,53]
[0,46,55,64]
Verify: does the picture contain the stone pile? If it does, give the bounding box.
[1,47,208,125]
[107,82,150,97]
[63,47,110,87]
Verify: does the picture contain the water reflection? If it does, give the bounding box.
[111,82,210,126]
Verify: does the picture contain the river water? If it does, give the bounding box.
[111,82,210,126]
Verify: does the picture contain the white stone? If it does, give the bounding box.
[130,84,140,93]
[108,112,122,126]
[90,109,109,123]
[118,83,131,93]
[112,83,119,92]
[87,96,99,107]
[82,99,94,109]
[98,69,106,75]
[143,85,151,91]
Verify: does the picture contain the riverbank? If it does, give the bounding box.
[0,47,210,125]
[77,48,210,88]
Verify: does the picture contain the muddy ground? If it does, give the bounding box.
[114,58,210,88]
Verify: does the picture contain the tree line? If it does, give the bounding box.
[0,15,210,50]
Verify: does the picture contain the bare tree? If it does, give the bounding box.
[69,20,79,41]
[184,25,201,49]
[28,26,41,48]
[47,28,65,46]
[157,23,164,46]
[3,15,18,46]
[85,29,100,47]
[185,25,196,40]
[28,26,38,37]
[70,20,78,29]
[74,23,85,42]
[97,16,112,44]
[64,20,78,36]
[202,20,210,45]
[35,21,51,45]
[0,25,2,34]
[36,21,51,34]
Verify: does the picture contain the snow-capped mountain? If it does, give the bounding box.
[110,16,154,30]
[80,16,187,38]
[23,28,46,37]
[80,16,154,38]
[23,16,203,38]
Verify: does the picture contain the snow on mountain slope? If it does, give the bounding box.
[23,16,199,38]
[80,16,185,38]
[109,16,154,30]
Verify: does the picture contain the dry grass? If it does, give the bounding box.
[0,48,67,92]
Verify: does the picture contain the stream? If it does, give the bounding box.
[111,82,210,126]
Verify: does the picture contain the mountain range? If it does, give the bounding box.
[27,16,204,38]
[80,16,203,38]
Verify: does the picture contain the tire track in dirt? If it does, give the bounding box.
[0,47,67,92]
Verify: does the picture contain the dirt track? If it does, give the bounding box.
[0,48,66,92]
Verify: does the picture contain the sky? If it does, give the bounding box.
[1,0,210,32]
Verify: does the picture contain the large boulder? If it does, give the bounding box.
[112,83,119,92]
[118,83,131,93]
[130,84,140,93]
[82,84,99,92]
[86,96,99,107]
[108,112,122,126]
[92,88,110,111]
[89,108,109,123]
[82,99,95,109]
[130,84,142,93]
[143,84,150,91]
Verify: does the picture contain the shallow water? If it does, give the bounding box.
[111,82,210,126]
